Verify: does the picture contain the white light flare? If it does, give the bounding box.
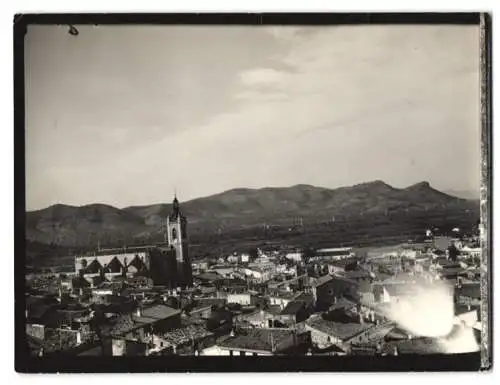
[380,279,480,353]
[439,324,480,354]
[384,280,455,338]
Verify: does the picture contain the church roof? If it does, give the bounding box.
[83,259,102,274]
[104,256,123,273]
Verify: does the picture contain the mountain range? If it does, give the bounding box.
[443,189,480,200]
[26,180,479,250]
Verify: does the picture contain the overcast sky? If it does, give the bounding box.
[25,24,481,211]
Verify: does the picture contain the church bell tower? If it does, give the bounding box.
[166,195,192,287]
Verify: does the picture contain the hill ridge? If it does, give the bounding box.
[26,180,478,249]
[30,180,461,213]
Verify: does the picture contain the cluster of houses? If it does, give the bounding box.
[25,227,482,357]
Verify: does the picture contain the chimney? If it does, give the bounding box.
[359,313,364,324]
[76,330,82,345]
[136,307,142,318]
[393,346,399,356]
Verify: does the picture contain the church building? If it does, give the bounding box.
[74,196,193,288]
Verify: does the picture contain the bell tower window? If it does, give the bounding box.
[172,228,177,240]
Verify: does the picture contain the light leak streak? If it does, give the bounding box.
[380,278,479,353]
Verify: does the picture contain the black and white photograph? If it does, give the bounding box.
[14,13,492,372]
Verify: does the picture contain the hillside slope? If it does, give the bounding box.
[26,181,478,249]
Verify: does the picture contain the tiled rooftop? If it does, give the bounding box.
[328,297,357,311]
[219,328,294,352]
[133,315,159,325]
[195,272,221,282]
[271,291,299,300]
[161,324,214,347]
[343,269,374,281]
[140,304,181,320]
[311,275,334,288]
[329,257,360,268]
[306,316,372,341]
[237,309,274,324]
[280,300,306,316]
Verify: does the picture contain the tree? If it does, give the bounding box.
[248,248,258,261]
[448,244,460,262]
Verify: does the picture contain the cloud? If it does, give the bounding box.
[26,25,481,209]
[239,68,288,87]
[235,90,290,102]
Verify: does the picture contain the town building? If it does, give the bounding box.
[312,247,355,262]
[73,196,193,288]
[310,274,359,311]
[200,328,311,356]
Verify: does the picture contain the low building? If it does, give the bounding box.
[460,246,481,259]
[305,314,373,351]
[34,325,98,356]
[342,269,375,293]
[455,282,481,307]
[327,257,360,275]
[111,337,149,356]
[194,272,221,285]
[269,292,301,310]
[226,255,239,264]
[434,236,454,251]
[372,282,419,304]
[188,304,214,320]
[192,261,209,272]
[243,266,273,283]
[311,274,359,311]
[285,252,303,263]
[208,265,237,277]
[227,292,256,306]
[268,274,308,292]
[277,300,309,326]
[150,324,216,355]
[235,308,280,329]
[108,304,182,341]
[312,247,355,262]
[200,328,311,356]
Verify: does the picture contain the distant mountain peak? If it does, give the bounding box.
[406,181,432,190]
[290,184,317,189]
[352,180,395,190]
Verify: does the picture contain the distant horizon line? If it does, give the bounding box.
[26,179,480,212]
